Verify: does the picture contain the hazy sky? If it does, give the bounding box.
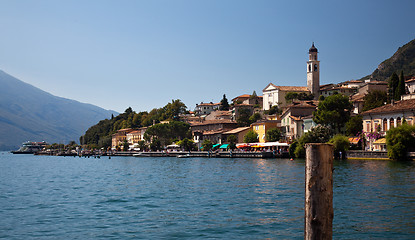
[1,0,415,113]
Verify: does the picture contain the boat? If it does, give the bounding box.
[11,141,48,154]
[177,154,191,158]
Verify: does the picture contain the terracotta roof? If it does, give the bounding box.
[345,80,364,83]
[406,77,415,83]
[290,116,302,121]
[127,130,141,134]
[361,99,415,115]
[203,129,227,135]
[350,93,365,102]
[197,102,220,106]
[287,100,318,108]
[277,86,309,92]
[263,83,309,92]
[189,120,236,126]
[223,127,250,134]
[251,120,280,126]
[232,94,263,102]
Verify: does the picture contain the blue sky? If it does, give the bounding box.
[1,0,415,113]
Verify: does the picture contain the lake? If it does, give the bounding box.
[0,152,414,239]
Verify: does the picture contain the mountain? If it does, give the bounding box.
[365,38,415,81]
[0,70,117,150]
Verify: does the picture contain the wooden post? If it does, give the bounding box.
[305,143,334,240]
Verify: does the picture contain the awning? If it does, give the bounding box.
[373,138,386,144]
[219,144,229,149]
[348,137,361,144]
[212,144,221,148]
[236,144,249,148]
[166,144,180,148]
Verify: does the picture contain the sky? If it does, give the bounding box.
[1,0,415,113]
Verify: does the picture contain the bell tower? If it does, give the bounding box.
[307,42,320,99]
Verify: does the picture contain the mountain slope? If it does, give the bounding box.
[368,38,415,81]
[0,70,117,150]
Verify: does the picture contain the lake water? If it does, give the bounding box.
[1,152,414,239]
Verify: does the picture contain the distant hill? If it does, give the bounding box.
[0,70,117,150]
[363,38,415,81]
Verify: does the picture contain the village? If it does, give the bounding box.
[110,43,415,159]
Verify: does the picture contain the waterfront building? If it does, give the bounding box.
[361,99,415,150]
[111,128,134,150]
[251,120,280,143]
[190,120,238,147]
[126,127,148,150]
[222,127,251,144]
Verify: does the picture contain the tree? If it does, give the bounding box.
[362,90,387,111]
[144,121,190,147]
[249,112,261,124]
[397,70,406,98]
[386,123,415,160]
[201,139,213,151]
[345,115,363,136]
[138,140,147,152]
[177,138,195,151]
[244,130,258,143]
[268,105,280,115]
[294,125,333,158]
[313,93,353,133]
[388,72,400,102]
[328,134,350,159]
[220,94,230,111]
[237,108,252,127]
[265,128,282,142]
[150,139,161,151]
[227,135,237,150]
[122,140,130,151]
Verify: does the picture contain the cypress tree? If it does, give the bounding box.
[220,94,230,111]
[388,72,400,101]
[397,71,406,98]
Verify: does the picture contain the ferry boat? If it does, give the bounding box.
[11,141,48,154]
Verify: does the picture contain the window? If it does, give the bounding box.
[263,125,265,130]
[262,134,265,140]
[314,64,318,71]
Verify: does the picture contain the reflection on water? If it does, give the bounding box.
[0,153,414,239]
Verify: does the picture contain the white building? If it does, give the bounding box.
[263,43,320,110]
[263,84,309,110]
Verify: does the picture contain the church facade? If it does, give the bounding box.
[262,43,320,110]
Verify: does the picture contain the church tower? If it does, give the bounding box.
[307,43,320,99]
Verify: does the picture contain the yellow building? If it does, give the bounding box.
[111,128,134,150]
[251,120,280,143]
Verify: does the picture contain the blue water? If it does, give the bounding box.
[0,152,414,239]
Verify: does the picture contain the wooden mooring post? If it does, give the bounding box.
[305,143,334,240]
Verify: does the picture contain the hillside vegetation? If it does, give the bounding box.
[80,100,188,148]
[364,38,415,81]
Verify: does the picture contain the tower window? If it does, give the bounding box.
[308,64,311,72]
[314,64,318,71]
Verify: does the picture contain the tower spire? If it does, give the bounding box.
[307,43,320,100]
